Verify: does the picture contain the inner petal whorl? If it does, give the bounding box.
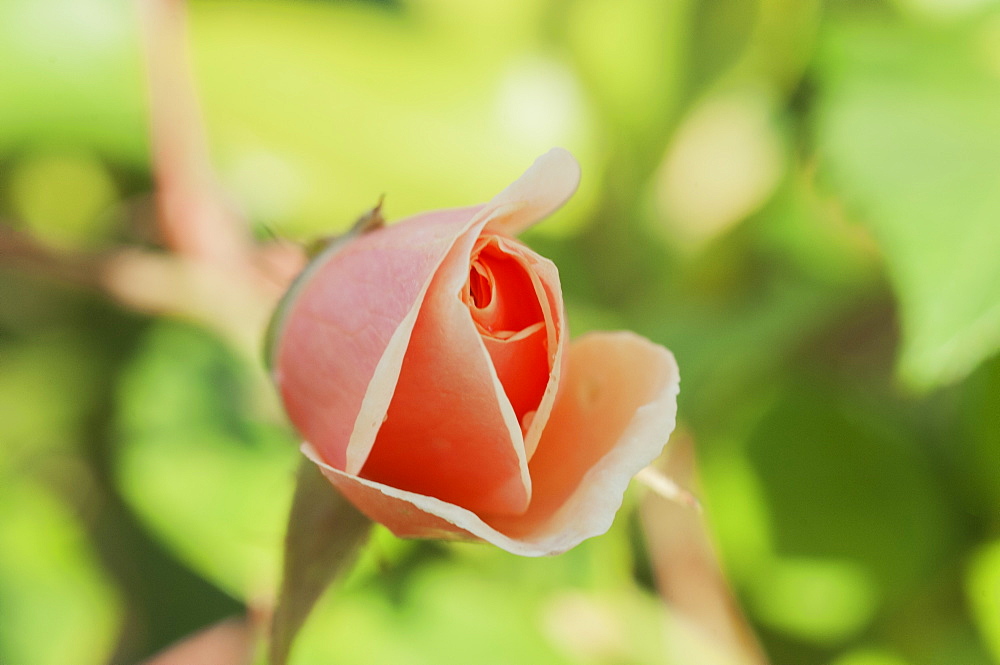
[462,233,554,436]
[469,262,494,309]
[463,235,545,337]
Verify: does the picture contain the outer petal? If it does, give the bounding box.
[350,149,577,513]
[304,332,680,556]
[279,149,579,476]
[482,147,581,236]
[274,205,482,470]
[357,220,532,516]
[485,331,680,544]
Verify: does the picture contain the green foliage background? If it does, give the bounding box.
[1,0,999,663]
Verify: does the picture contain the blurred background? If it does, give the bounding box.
[2,0,1000,663]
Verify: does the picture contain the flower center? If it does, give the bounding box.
[468,262,493,309]
[463,234,545,336]
[460,233,553,435]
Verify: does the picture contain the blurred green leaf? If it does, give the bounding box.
[701,453,774,581]
[291,557,667,665]
[748,557,878,643]
[685,0,759,94]
[815,16,1000,389]
[0,334,103,467]
[116,322,298,598]
[0,0,148,163]
[830,648,913,665]
[959,353,1000,520]
[7,151,120,249]
[967,540,1000,664]
[729,0,821,92]
[564,0,687,154]
[745,384,952,617]
[752,171,880,288]
[189,0,595,237]
[0,478,121,665]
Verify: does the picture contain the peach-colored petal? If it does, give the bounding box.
[482,148,581,235]
[357,220,532,516]
[279,150,580,477]
[341,150,581,487]
[465,235,545,334]
[305,442,478,542]
[304,332,679,556]
[481,323,549,432]
[508,245,564,460]
[274,206,481,470]
[464,233,565,455]
[348,149,577,474]
[486,331,680,544]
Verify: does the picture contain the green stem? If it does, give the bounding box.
[269,460,372,665]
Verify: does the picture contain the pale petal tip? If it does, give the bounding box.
[526,146,582,206]
[486,148,582,234]
[539,146,582,181]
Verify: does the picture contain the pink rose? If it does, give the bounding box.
[270,149,679,556]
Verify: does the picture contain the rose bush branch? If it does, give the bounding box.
[137,6,376,662]
[140,618,255,665]
[138,0,251,265]
[641,434,768,665]
[0,224,298,374]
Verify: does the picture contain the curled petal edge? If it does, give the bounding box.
[483,147,582,236]
[304,331,680,557]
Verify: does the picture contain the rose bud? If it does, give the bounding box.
[268,149,679,556]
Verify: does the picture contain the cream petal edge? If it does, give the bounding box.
[344,297,425,475]
[474,322,534,509]
[483,147,581,235]
[307,332,680,557]
[516,251,564,461]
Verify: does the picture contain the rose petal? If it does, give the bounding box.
[481,323,549,433]
[486,331,680,543]
[465,234,545,334]
[357,220,532,516]
[304,331,679,556]
[275,206,482,470]
[342,148,580,472]
[466,233,565,456]
[482,147,582,236]
[506,243,564,460]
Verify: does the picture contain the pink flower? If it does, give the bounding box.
[270,149,679,556]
